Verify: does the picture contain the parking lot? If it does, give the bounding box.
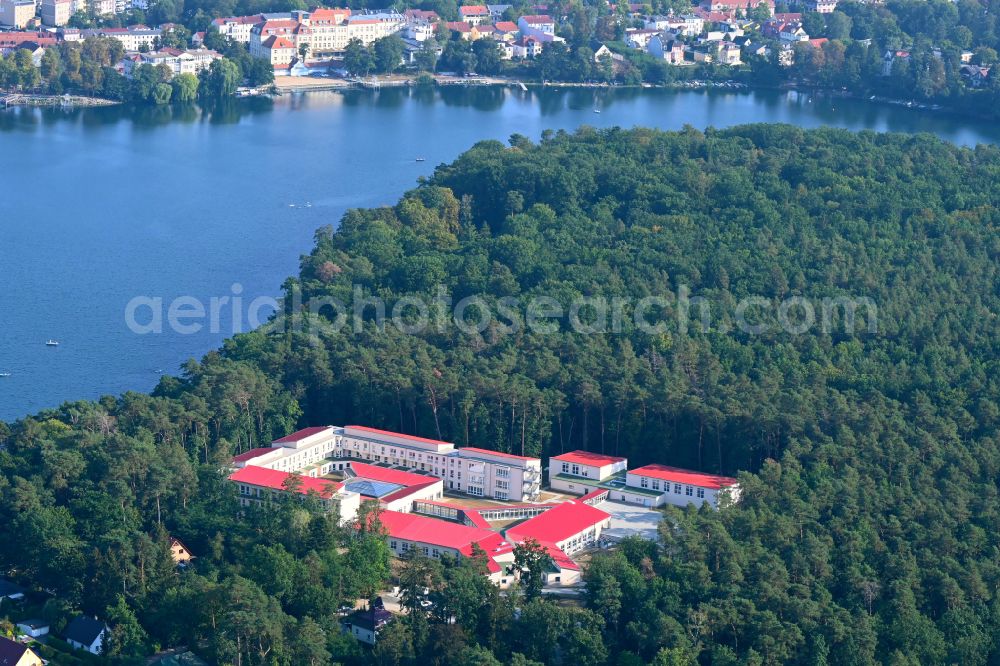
[594,500,663,542]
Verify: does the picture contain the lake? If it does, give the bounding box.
[2,85,999,421]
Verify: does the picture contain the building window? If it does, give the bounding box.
[561,462,569,473]
[571,464,580,475]
[674,483,682,494]
[432,549,439,557]
[390,540,397,549]
[640,477,649,489]
[495,491,508,500]
[496,480,509,490]
[468,486,484,497]
[685,486,693,496]
[697,488,705,498]
[401,542,409,551]
[652,480,660,491]
[497,467,510,478]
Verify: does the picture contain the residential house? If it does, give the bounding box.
[64,616,108,655]
[15,619,49,639]
[716,40,741,64]
[344,11,405,45]
[960,63,990,88]
[701,0,774,13]
[518,14,555,36]
[403,8,438,22]
[492,20,519,41]
[458,4,490,25]
[648,34,686,64]
[779,21,809,42]
[0,579,26,602]
[343,603,393,645]
[808,0,836,12]
[169,537,194,565]
[486,3,510,20]
[0,637,42,666]
[625,28,659,49]
[445,20,475,39]
[882,49,909,76]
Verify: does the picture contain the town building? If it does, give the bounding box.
[121,48,222,78]
[648,34,687,64]
[40,0,69,26]
[63,616,107,655]
[0,0,35,29]
[338,461,444,512]
[517,14,554,36]
[80,25,161,50]
[486,3,510,20]
[211,15,263,44]
[807,0,836,12]
[624,464,740,508]
[0,637,42,666]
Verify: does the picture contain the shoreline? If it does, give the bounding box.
[0,92,118,108]
[271,74,990,120]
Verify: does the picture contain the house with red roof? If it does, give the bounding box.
[517,14,555,36]
[459,4,490,25]
[549,450,628,495]
[625,464,740,508]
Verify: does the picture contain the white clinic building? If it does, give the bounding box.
[232,425,542,502]
[624,464,740,509]
[548,450,628,495]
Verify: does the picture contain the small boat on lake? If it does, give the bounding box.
[46,340,60,347]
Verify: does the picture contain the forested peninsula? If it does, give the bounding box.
[2,125,1000,665]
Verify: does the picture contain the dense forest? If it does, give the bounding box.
[3,125,1000,664]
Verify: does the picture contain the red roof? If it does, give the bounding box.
[460,447,537,462]
[630,464,738,489]
[464,510,491,528]
[229,466,342,498]
[551,450,626,467]
[232,447,276,462]
[378,510,497,550]
[520,14,553,23]
[273,426,332,444]
[308,7,350,22]
[505,500,610,545]
[345,425,453,447]
[460,4,489,14]
[494,20,519,31]
[349,461,439,487]
[446,21,472,31]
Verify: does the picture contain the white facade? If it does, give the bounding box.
[624,465,740,509]
[548,451,628,495]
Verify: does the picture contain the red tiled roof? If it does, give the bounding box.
[345,425,453,447]
[460,447,537,462]
[273,426,332,444]
[505,500,609,545]
[460,4,489,14]
[446,21,473,31]
[551,450,626,467]
[309,7,350,22]
[520,14,553,23]
[630,464,738,489]
[494,20,519,31]
[232,447,276,462]
[378,510,497,550]
[229,466,342,498]
[349,461,439,487]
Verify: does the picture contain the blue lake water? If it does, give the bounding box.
[2,86,998,421]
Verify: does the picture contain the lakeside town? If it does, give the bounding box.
[1,0,997,110]
[1,423,740,663]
